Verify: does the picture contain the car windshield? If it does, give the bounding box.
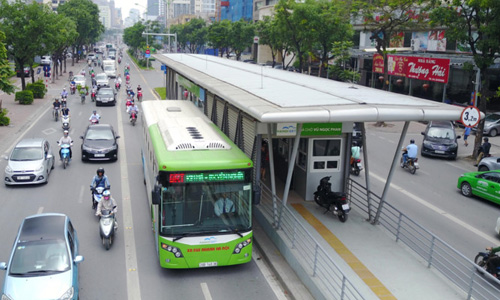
[104,66,113,71]
[485,114,500,122]
[86,129,114,140]
[9,239,70,275]
[427,127,455,139]
[99,89,113,95]
[10,147,43,161]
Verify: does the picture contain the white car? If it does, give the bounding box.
[496,216,500,235]
[40,55,52,65]
[73,74,86,87]
[103,65,116,78]
[95,73,109,87]
[87,53,96,61]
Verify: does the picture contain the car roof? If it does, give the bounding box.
[15,138,45,148]
[18,213,67,242]
[428,120,454,128]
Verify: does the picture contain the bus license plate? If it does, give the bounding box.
[95,154,105,157]
[199,262,218,267]
[342,204,350,210]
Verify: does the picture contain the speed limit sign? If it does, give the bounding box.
[461,106,480,128]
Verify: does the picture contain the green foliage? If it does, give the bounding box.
[25,80,47,98]
[155,87,166,100]
[15,90,34,105]
[207,20,232,57]
[0,108,9,126]
[183,19,208,53]
[230,20,255,60]
[123,22,146,53]
[0,30,14,94]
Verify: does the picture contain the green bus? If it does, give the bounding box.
[141,100,253,268]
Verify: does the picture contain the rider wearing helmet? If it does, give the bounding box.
[89,110,100,124]
[403,139,418,166]
[351,141,361,165]
[95,189,118,219]
[90,168,111,209]
[57,130,73,160]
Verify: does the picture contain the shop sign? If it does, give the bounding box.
[373,54,450,83]
[276,123,297,136]
[372,54,385,73]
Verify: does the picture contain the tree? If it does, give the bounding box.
[123,22,147,54]
[58,0,104,63]
[44,12,77,81]
[0,30,15,95]
[430,0,500,158]
[310,0,353,77]
[0,0,58,90]
[207,20,232,57]
[229,20,255,60]
[356,0,430,89]
[183,18,207,54]
[274,0,318,72]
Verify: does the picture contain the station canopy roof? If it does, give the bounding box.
[157,54,465,124]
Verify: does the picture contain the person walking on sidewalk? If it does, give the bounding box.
[463,127,471,147]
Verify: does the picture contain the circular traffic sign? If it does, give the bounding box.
[146,49,150,55]
[461,106,480,128]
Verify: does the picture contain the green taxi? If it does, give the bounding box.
[458,170,500,205]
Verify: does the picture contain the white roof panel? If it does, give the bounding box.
[156,54,466,123]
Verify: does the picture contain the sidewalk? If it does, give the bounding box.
[0,62,85,156]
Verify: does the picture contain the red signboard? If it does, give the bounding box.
[221,1,229,6]
[372,54,450,84]
[405,56,450,83]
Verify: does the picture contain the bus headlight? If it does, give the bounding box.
[233,238,252,254]
[161,243,184,258]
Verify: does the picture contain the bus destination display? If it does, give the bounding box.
[169,171,245,183]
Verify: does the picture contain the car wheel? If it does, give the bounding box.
[461,182,472,197]
[490,129,498,137]
[478,165,489,172]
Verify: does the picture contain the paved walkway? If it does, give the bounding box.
[0,62,86,156]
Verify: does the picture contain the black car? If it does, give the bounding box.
[80,124,119,161]
[421,121,461,159]
[15,66,31,77]
[95,87,116,106]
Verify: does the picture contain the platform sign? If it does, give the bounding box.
[461,106,480,128]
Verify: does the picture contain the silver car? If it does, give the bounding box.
[4,138,55,185]
[0,213,84,300]
[482,112,500,137]
[95,73,109,87]
[73,74,86,87]
[477,156,500,171]
[496,216,500,235]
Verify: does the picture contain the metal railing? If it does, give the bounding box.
[258,182,367,300]
[347,179,500,300]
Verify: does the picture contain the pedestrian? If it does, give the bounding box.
[463,126,471,147]
[260,142,269,181]
[474,137,491,166]
[183,89,189,100]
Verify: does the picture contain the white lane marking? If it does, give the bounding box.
[37,207,44,214]
[253,247,288,300]
[117,93,142,299]
[200,283,212,300]
[371,172,499,244]
[78,185,84,204]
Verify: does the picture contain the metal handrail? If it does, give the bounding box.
[346,179,500,300]
[258,182,367,300]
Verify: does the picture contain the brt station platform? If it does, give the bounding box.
[153,54,496,299]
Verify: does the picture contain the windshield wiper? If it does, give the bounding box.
[223,226,243,237]
[172,231,208,242]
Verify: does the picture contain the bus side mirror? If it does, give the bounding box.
[152,184,161,205]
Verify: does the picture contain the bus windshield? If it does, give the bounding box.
[159,182,252,236]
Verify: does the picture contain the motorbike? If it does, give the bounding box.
[130,111,137,126]
[118,57,121,64]
[474,249,500,278]
[400,149,419,174]
[126,79,130,86]
[115,82,120,91]
[99,208,117,250]
[91,186,106,210]
[90,118,99,125]
[70,84,76,95]
[125,99,133,111]
[313,176,350,222]
[58,143,71,169]
[137,90,143,102]
[61,115,70,131]
[53,108,59,122]
[80,92,86,104]
[91,90,97,102]
[61,96,67,108]
[350,158,363,176]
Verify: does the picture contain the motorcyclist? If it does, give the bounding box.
[402,139,418,166]
[114,76,121,89]
[57,130,73,160]
[127,102,139,121]
[486,246,500,277]
[60,106,70,118]
[90,168,111,209]
[95,189,118,217]
[137,85,142,93]
[89,110,100,124]
[351,141,361,166]
[52,98,61,118]
[61,88,68,99]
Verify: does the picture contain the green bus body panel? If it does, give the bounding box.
[158,233,253,269]
[149,123,253,171]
